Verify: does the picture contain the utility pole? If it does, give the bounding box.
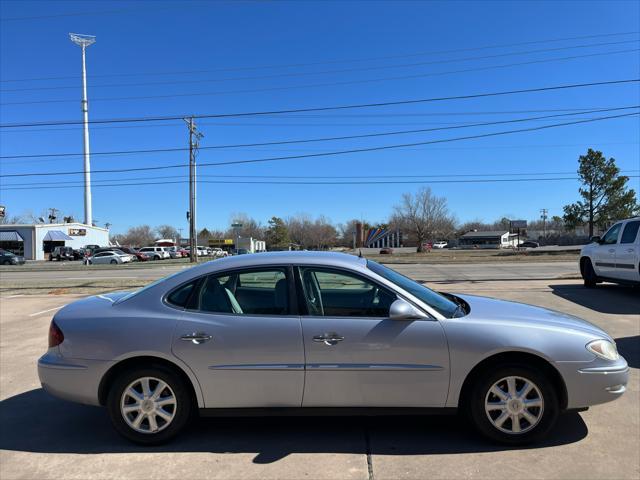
[184,117,203,263]
[69,33,96,226]
[540,208,548,242]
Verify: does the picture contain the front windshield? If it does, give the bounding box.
[367,260,461,318]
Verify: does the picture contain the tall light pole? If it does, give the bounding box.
[69,33,96,226]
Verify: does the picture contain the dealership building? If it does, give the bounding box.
[0,223,110,260]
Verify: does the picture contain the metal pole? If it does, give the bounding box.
[81,45,92,226]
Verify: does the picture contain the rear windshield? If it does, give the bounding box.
[366,260,461,318]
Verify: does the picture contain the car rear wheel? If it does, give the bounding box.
[468,365,559,444]
[107,366,192,445]
[581,258,598,288]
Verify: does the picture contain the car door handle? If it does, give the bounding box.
[627,248,635,253]
[180,332,212,344]
[313,332,344,346]
[608,248,615,253]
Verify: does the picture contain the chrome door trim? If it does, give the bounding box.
[306,363,444,371]
[208,363,305,370]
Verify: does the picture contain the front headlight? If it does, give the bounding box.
[586,339,619,361]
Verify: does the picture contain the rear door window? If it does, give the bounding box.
[191,268,289,315]
[620,221,640,244]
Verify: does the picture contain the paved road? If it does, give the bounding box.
[0,261,578,283]
[0,279,637,480]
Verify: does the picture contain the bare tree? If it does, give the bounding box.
[115,225,156,247]
[393,188,455,252]
[226,213,264,239]
[286,213,313,248]
[156,224,179,241]
[307,215,338,250]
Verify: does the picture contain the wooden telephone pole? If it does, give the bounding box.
[184,117,203,263]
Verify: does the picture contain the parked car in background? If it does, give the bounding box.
[231,248,249,255]
[115,246,149,262]
[433,241,449,249]
[379,247,394,254]
[39,251,628,445]
[50,246,75,261]
[86,250,132,265]
[519,241,540,248]
[162,247,181,259]
[166,246,185,258]
[211,248,228,258]
[0,249,25,265]
[580,217,640,287]
[139,247,170,261]
[73,248,87,260]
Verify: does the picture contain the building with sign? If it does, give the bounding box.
[0,222,109,260]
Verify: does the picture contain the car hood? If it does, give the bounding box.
[455,294,610,339]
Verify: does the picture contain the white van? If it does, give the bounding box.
[580,217,640,287]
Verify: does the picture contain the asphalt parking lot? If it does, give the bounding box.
[0,273,638,480]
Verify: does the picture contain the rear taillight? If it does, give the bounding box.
[48,320,64,348]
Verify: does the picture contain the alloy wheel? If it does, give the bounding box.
[484,376,544,434]
[120,377,177,434]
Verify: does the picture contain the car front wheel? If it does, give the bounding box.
[107,366,192,445]
[468,365,559,444]
[581,258,599,288]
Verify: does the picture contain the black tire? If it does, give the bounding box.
[2,260,11,265]
[581,258,598,288]
[154,255,161,261]
[110,259,117,264]
[467,364,559,445]
[106,365,193,445]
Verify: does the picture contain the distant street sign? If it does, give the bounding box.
[510,220,527,229]
[231,223,243,228]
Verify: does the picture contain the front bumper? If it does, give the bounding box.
[38,351,113,406]
[555,357,629,409]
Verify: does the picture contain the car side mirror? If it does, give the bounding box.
[590,235,601,244]
[389,299,426,320]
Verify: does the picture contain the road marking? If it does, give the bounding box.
[7,294,24,298]
[29,305,66,317]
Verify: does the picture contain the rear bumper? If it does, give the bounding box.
[556,358,629,409]
[38,351,112,406]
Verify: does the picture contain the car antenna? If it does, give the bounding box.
[358,249,362,258]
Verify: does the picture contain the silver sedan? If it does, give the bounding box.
[38,251,628,445]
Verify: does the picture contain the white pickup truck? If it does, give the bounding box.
[579,216,640,287]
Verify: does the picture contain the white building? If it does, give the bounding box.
[237,237,266,253]
[0,223,109,260]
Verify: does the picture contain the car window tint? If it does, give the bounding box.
[620,221,640,244]
[299,267,396,317]
[194,269,288,315]
[166,281,197,308]
[602,223,622,244]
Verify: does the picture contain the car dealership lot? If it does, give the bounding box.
[0,273,638,480]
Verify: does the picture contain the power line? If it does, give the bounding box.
[0,107,624,134]
[1,78,637,129]
[2,106,637,160]
[1,111,637,178]
[4,170,639,189]
[2,175,639,191]
[3,39,637,93]
[2,30,637,83]
[4,48,638,106]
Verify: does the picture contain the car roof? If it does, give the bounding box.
[191,250,366,274]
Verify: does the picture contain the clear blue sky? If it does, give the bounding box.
[1,0,639,235]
